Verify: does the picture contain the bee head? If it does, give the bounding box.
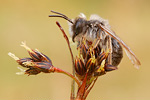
[71,17,87,42]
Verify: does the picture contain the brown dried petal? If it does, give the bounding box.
[28,50,42,61]
[85,50,91,63]
[33,62,54,73]
[25,68,41,75]
[86,58,96,75]
[28,50,52,63]
[75,57,86,76]
[85,58,92,69]
[40,53,52,63]
[88,62,96,75]
[96,52,107,66]
[93,45,101,58]
[80,44,87,59]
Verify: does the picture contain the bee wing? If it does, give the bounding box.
[99,24,141,69]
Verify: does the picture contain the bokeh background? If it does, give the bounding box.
[0,0,149,100]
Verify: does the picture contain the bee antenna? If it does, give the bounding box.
[49,10,74,24]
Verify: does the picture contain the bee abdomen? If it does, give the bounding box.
[111,38,123,66]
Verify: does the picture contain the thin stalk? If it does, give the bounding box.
[54,67,80,87]
[56,21,76,100]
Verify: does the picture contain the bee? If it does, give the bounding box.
[49,10,141,68]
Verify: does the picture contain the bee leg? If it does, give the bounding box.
[91,30,103,50]
[92,38,100,49]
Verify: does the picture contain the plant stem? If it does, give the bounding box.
[56,21,76,99]
[54,67,80,86]
[84,77,98,99]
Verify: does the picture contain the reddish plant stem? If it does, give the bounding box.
[54,67,80,87]
[56,21,76,100]
[83,77,98,99]
[76,73,88,100]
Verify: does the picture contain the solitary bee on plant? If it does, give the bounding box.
[49,10,141,69]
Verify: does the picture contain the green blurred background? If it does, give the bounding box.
[0,0,149,100]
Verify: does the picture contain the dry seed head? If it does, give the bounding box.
[8,42,54,75]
